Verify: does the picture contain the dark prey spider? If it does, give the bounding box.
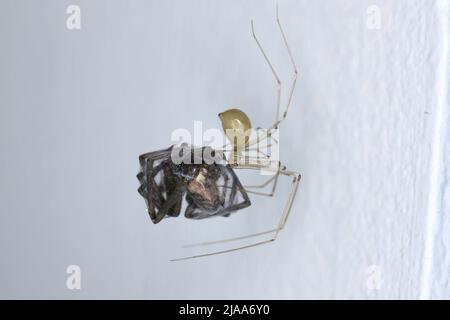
[137,6,301,261]
[137,144,251,224]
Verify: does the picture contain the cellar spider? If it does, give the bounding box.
[137,5,301,261]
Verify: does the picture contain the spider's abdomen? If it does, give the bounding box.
[137,144,251,224]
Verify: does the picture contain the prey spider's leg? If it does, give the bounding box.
[272,4,298,129]
[251,20,282,127]
[173,167,300,256]
[152,185,185,224]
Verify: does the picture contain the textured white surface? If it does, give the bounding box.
[424,0,450,299]
[0,0,449,299]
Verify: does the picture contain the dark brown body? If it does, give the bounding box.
[137,144,251,224]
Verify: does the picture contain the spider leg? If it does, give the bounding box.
[245,172,278,189]
[218,128,278,167]
[242,162,283,197]
[171,167,300,260]
[217,138,275,168]
[170,8,300,261]
[251,19,281,127]
[211,172,278,198]
[170,239,274,262]
[151,185,185,224]
[222,146,272,160]
[217,7,296,164]
[244,174,279,197]
[138,148,185,224]
[234,132,277,167]
[214,161,281,195]
[272,4,298,129]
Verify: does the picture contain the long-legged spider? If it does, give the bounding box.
[137,6,301,261]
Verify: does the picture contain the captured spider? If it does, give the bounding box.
[137,6,301,261]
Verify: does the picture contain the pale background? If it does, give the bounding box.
[0,0,449,299]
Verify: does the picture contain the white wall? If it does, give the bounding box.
[0,0,448,299]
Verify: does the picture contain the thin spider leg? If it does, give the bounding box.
[217,130,271,154]
[251,20,282,127]
[219,139,275,165]
[222,145,273,157]
[243,162,282,197]
[214,169,279,197]
[244,128,278,154]
[170,239,274,262]
[257,126,279,144]
[232,158,280,173]
[235,168,300,239]
[244,172,277,189]
[266,130,278,144]
[219,126,274,153]
[242,146,273,159]
[219,129,277,165]
[220,141,231,151]
[213,149,275,168]
[271,4,298,129]
[183,229,278,248]
[273,169,301,235]
[234,156,275,163]
[238,130,276,165]
[246,189,275,197]
[248,149,270,160]
[173,166,300,256]
[245,173,280,197]
[216,173,276,191]
[238,147,273,163]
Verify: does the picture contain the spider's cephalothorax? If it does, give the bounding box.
[137,144,251,224]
